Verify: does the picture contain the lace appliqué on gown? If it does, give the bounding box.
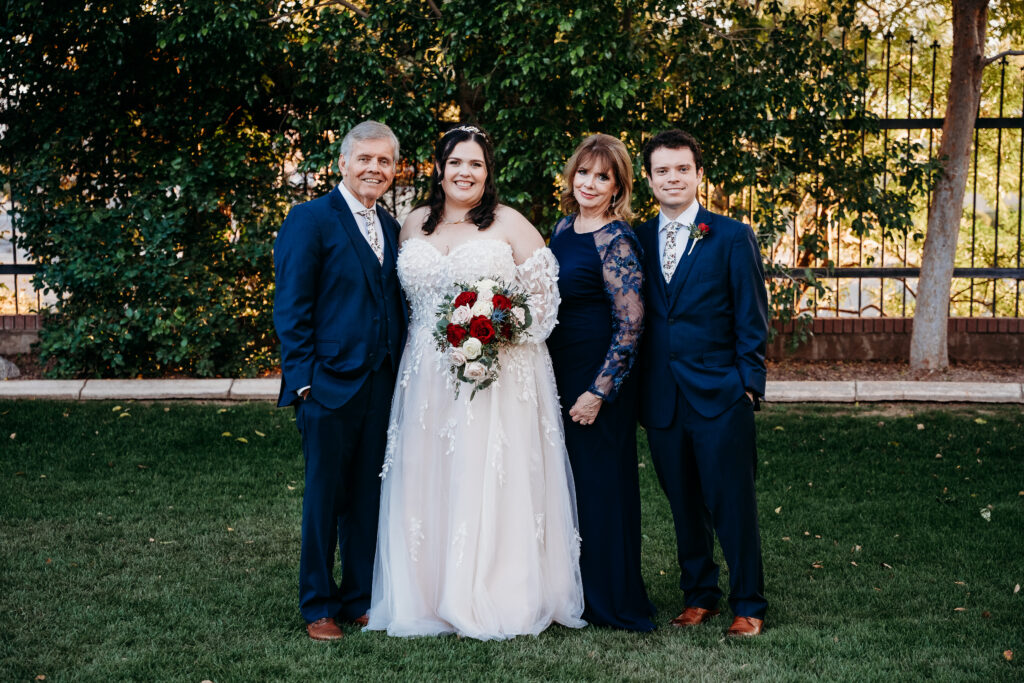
[366,238,586,641]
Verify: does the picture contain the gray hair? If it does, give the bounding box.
[340,120,400,161]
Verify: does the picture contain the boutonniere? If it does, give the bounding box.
[687,222,710,255]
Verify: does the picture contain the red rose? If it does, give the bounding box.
[453,291,477,308]
[446,323,469,347]
[698,222,710,234]
[500,324,513,339]
[468,315,496,344]
[492,294,513,310]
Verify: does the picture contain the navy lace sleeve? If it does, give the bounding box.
[589,222,645,402]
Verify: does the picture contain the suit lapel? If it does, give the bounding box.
[376,205,399,279]
[667,207,713,308]
[637,217,669,304]
[329,188,381,294]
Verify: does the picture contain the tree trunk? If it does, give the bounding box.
[909,0,989,370]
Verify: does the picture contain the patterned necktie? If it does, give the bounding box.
[357,208,384,264]
[662,221,681,281]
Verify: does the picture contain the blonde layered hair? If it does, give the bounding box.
[559,134,634,221]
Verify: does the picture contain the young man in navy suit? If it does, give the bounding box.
[635,129,769,636]
[274,120,406,641]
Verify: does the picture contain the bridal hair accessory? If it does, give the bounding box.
[444,125,485,138]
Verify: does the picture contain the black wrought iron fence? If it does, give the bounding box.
[748,33,1024,319]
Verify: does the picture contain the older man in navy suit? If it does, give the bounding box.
[635,129,769,637]
[274,120,406,641]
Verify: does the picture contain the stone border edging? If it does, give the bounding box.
[0,379,1022,403]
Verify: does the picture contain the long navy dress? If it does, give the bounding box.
[548,215,655,631]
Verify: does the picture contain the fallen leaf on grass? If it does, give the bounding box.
[119,412,131,418]
[881,563,894,570]
[850,561,858,566]
[221,432,232,437]
[980,508,992,522]
[35,676,46,681]
[1014,584,1020,594]
[935,453,942,459]
[812,563,824,569]
[236,437,248,444]
[1005,650,1013,662]
[287,485,296,490]
[112,406,121,412]
[955,581,967,585]
[982,611,991,618]
[14,471,24,476]
[137,464,148,469]
[9,433,15,439]
[218,409,228,414]
[782,536,791,541]
[45,558,51,564]
[774,425,784,431]
[659,570,666,575]
[917,424,925,430]
[254,430,266,437]
[774,506,782,514]
[954,607,967,612]
[227,527,234,532]
[974,417,987,424]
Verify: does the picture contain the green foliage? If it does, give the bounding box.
[2,1,938,376]
[2,401,1022,679]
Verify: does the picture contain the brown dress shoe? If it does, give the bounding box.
[670,606,720,627]
[351,613,369,627]
[306,617,344,641]
[726,616,764,637]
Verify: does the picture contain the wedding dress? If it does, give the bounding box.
[365,238,586,640]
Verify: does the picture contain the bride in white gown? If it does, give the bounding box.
[365,126,586,640]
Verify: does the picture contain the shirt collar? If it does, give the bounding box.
[658,201,701,232]
[337,181,376,217]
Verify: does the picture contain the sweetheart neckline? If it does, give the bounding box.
[400,237,513,258]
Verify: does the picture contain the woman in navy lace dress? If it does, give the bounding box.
[548,134,655,631]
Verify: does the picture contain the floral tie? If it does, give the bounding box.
[662,221,681,282]
[358,208,383,264]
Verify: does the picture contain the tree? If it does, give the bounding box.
[2,0,935,377]
[909,0,1022,370]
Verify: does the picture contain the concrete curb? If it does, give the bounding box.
[1,378,1022,403]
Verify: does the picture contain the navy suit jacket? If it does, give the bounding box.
[273,187,406,410]
[635,206,768,426]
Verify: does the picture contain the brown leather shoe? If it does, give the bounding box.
[670,606,720,627]
[351,613,369,627]
[726,616,764,637]
[306,617,344,641]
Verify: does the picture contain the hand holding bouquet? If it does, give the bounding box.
[434,277,533,398]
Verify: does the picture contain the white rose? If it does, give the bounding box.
[463,361,487,381]
[512,306,526,325]
[470,299,493,317]
[451,305,472,325]
[475,279,498,300]
[461,337,482,360]
[449,348,467,366]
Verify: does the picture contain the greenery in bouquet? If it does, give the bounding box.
[433,278,533,398]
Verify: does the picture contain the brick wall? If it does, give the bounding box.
[769,318,1024,362]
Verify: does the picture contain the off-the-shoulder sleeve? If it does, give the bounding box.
[514,246,561,343]
[590,226,644,402]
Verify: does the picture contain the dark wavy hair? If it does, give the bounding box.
[642,129,703,176]
[419,126,499,235]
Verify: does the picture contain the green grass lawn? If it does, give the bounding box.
[1,401,1022,682]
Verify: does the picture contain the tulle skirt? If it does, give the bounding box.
[366,332,586,640]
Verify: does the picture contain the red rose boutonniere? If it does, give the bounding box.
[687,222,710,255]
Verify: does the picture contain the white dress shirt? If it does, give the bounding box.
[657,200,701,271]
[337,181,385,255]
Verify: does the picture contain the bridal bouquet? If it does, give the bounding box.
[433,278,533,398]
